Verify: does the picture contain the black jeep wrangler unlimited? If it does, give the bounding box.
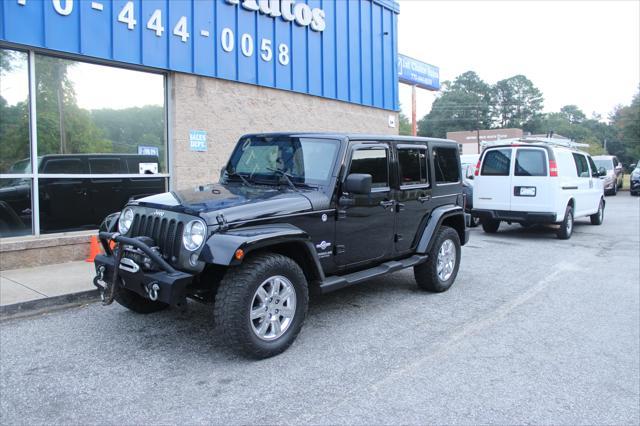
[94,133,469,358]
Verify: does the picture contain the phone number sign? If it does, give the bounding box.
[0,0,401,111]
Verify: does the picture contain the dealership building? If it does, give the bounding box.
[0,0,400,269]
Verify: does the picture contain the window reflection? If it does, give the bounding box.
[0,49,30,174]
[0,178,32,237]
[35,55,166,173]
[38,177,166,233]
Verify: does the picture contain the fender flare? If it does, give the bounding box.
[200,224,325,277]
[415,205,466,254]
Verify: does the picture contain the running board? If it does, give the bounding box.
[319,255,428,294]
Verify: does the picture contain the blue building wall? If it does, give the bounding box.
[0,0,399,111]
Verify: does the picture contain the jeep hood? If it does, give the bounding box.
[132,183,324,224]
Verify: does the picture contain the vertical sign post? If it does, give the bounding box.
[411,85,417,136]
[398,54,440,136]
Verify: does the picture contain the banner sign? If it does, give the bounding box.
[1,0,400,111]
[398,54,440,91]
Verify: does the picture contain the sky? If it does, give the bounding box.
[397,0,640,122]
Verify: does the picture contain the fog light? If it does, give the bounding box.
[189,253,199,266]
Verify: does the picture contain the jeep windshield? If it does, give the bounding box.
[225,136,340,188]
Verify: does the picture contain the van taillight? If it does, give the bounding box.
[549,159,558,177]
[474,161,481,176]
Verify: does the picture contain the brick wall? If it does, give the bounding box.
[170,73,398,190]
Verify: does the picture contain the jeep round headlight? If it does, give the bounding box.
[183,220,206,251]
[118,208,134,234]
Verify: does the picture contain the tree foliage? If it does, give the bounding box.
[492,75,544,131]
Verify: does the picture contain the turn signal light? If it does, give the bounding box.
[549,160,558,177]
[234,249,245,260]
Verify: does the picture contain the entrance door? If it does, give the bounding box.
[334,144,396,269]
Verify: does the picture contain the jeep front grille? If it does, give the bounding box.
[129,213,184,260]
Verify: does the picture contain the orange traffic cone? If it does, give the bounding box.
[85,236,102,262]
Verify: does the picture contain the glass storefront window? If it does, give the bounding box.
[0,47,168,238]
[34,55,166,173]
[0,49,30,174]
[0,178,32,237]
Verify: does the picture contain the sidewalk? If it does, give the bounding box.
[0,261,98,316]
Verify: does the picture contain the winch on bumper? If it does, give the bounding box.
[94,232,194,306]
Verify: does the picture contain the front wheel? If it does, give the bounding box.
[590,200,605,225]
[557,205,574,240]
[214,253,309,359]
[414,226,461,293]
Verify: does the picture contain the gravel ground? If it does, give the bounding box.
[1,193,638,425]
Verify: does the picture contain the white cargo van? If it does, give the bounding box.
[472,143,605,239]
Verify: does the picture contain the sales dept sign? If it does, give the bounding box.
[189,130,208,152]
[225,0,326,32]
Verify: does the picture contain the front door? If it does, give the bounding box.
[334,144,396,269]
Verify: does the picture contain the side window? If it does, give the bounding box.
[398,148,428,187]
[41,158,85,174]
[572,153,590,178]
[89,158,125,174]
[350,148,389,189]
[481,148,512,176]
[433,147,459,183]
[515,149,547,176]
[613,157,619,167]
[587,156,598,177]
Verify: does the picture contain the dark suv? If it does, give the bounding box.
[94,133,469,358]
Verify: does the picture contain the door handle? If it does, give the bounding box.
[396,202,405,212]
[379,200,394,209]
[418,195,431,203]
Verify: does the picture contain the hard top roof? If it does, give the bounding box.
[239,132,458,145]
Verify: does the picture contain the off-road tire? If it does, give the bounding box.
[590,199,605,225]
[557,205,574,240]
[214,253,309,359]
[414,226,461,293]
[481,219,500,234]
[114,286,168,314]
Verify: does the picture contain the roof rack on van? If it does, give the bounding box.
[481,137,589,151]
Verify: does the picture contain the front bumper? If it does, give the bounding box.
[631,177,640,192]
[472,209,557,224]
[94,232,193,306]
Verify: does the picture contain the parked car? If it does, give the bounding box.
[631,162,640,196]
[472,143,605,239]
[593,155,624,196]
[94,133,469,358]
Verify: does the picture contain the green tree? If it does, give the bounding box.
[398,111,412,136]
[609,89,640,165]
[559,105,586,124]
[492,75,544,130]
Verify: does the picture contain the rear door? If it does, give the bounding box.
[394,144,432,255]
[510,148,550,212]
[474,147,513,211]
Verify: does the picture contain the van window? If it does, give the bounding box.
[587,156,598,177]
[433,147,459,183]
[481,149,512,176]
[350,148,389,189]
[398,148,428,186]
[572,153,590,178]
[515,149,547,176]
[89,158,126,174]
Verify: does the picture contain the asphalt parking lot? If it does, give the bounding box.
[1,194,638,425]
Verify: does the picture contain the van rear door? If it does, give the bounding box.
[510,148,551,212]
[474,147,513,211]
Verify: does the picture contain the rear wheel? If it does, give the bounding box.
[481,219,500,233]
[557,205,574,240]
[214,253,308,359]
[114,286,168,314]
[590,199,604,225]
[414,226,461,293]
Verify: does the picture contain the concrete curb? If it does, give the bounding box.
[0,290,100,321]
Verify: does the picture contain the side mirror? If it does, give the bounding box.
[344,173,372,195]
[598,167,607,177]
[630,163,637,170]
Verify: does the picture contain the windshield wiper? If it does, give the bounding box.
[226,169,252,186]
[266,167,299,192]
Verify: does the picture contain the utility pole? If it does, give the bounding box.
[411,85,417,136]
[476,107,480,154]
